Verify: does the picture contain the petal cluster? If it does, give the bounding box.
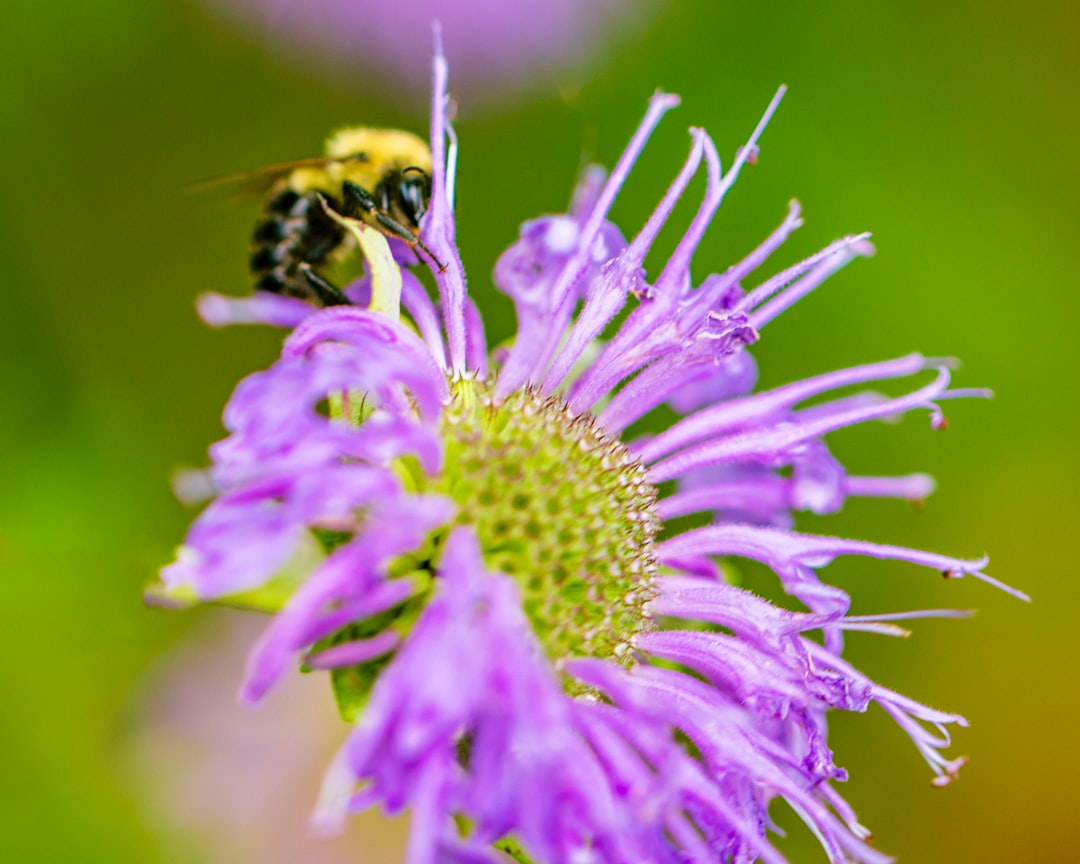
[163,38,1024,864]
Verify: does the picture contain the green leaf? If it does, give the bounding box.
[321,569,433,722]
[494,836,536,864]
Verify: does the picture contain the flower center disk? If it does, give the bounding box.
[439,378,659,670]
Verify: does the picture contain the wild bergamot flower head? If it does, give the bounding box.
[155,38,1026,864]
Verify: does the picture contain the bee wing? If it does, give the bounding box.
[190,153,370,199]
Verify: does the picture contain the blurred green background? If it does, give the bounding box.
[1,1,1075,861]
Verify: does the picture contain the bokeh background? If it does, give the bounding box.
[2,1,1076,861]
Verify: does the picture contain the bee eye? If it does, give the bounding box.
[396,171,430,226]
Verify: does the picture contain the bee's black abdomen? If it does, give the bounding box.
[255,271,287,294]
[249,244,288,273]
[249,188,349,303]
[266,188,301,215]
[252,218,289,243]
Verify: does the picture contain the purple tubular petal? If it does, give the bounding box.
[564,94,789,422]
[598,329,757,436]
[735,235,862,315]
[803,641,971,783]
[667,349,759,415]
[304,630,399,670]
[410,758,455,864]
[240,495,452,703]
[654,133,726,299]
[846,473,936,500]
[569,659,892,864]
[648,576,836,639]
[654,86,785,301]
[400,270,448,368]
[197,291,315,328]
[657,474,792,522]
[160,493,305,598]
[658,521,1028,600]
[747,234,875,329]
[495,91,681,399]
[648,366,955,483]
[656,466,933,528]
[283,306,448,418]
[542,129,707,394]
[653,123,741,298]
[463,296,489,376]
[161,465,399,600]
[637,353,929,465]
[569,200,803,416]
[700,198,805,306]
[425,27,469,374]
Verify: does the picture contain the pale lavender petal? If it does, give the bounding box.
[659,522,1028,600]
[638,353,930,465]
[305,631,400,670]
[847,473,936,500]
[425,30,469,374]
[198,290,314,328]
[648,366,956,483]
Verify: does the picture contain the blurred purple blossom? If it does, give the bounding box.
[158,39,1025,864]
[127,613,408,863]
[207,0,658,104]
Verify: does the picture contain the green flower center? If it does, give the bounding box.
[436,377,660,670]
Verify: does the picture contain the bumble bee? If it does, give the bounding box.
[214,127,440,307]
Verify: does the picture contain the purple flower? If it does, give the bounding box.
[207,0,657,104]
[158,38,1026,864]
[127,612,400,864]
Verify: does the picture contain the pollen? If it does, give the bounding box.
[438,378,660,672]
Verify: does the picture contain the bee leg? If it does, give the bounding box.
[341,180,379,218]
[368,211,447,273]
[299,264,352,307]
[341,181,447,273]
